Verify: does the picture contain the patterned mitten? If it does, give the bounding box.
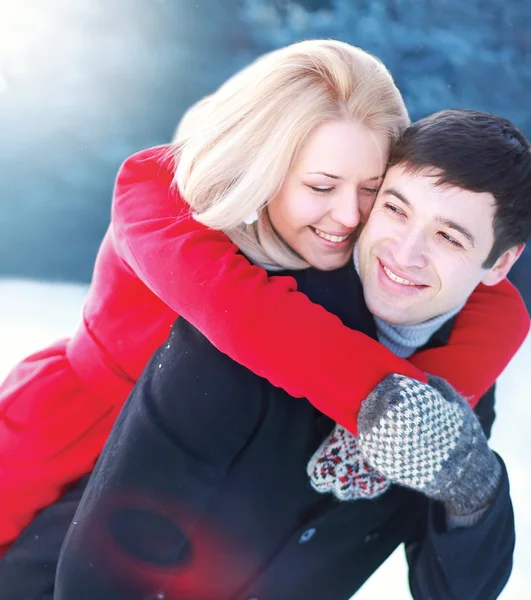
[357,374,501,516]
[307,424,390,500]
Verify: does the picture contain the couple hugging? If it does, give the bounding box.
[1,39,530,600]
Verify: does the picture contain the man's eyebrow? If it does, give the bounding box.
[384,187,476,246]
[368,175,385,181]
[435,216,476,246]
[383,187,412,207]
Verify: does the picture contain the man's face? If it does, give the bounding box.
[357,164,514,325]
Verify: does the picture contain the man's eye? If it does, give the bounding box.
[439,231,464,248]
[384,203,404,215]
[307,185,334,194]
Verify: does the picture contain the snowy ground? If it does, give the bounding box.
[0,278,529,599]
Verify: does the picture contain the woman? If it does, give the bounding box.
[0,39,526,577]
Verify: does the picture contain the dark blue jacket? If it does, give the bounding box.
[55,262,514,600]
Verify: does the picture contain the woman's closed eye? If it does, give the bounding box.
[307,184,334,194]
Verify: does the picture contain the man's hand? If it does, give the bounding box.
[357,374,501,517]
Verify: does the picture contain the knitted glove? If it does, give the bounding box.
[307,424,390,501]
[357,374,502,516]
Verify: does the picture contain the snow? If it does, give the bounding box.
[0,279,88,379]
[0,278,529,599]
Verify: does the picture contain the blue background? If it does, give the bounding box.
[0,0,529,307]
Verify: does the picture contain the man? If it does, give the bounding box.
[309,109,531,597]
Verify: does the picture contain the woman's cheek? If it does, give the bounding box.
[303,195,330,225]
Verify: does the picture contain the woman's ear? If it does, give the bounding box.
[481,243,525,286]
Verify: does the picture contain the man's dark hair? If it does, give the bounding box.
[388,109,531,268]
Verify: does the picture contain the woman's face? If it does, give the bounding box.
[268,120,389,271]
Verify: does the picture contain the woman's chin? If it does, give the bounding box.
[306,251,352,271]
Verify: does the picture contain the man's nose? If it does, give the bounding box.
[329,190,361,229]
[390,228,428,268]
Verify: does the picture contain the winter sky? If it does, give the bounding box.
[1,279,529,599]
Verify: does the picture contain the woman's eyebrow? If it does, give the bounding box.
[306,173,385,181]
[307,171,342,180]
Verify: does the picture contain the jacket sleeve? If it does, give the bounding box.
[111,146,529,434]
[406,454,514,600]
[55,319,265,600]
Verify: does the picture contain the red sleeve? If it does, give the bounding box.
[409,278,529,407]
[112,146,528,432]
[112,147,426,435]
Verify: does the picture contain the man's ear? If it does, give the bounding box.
[481,243,525,286]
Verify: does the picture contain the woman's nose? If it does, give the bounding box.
[329,191,360,229]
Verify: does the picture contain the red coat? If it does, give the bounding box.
[0,146,528,553]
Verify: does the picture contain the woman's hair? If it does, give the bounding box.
[173,39,409,270]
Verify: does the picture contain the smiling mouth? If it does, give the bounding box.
[382,265,418,286]
[380,261,427,288]
[311,227,351,243]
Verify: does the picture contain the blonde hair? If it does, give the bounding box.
[173,39,409,270]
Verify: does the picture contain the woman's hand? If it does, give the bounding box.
[357,374,501,517]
